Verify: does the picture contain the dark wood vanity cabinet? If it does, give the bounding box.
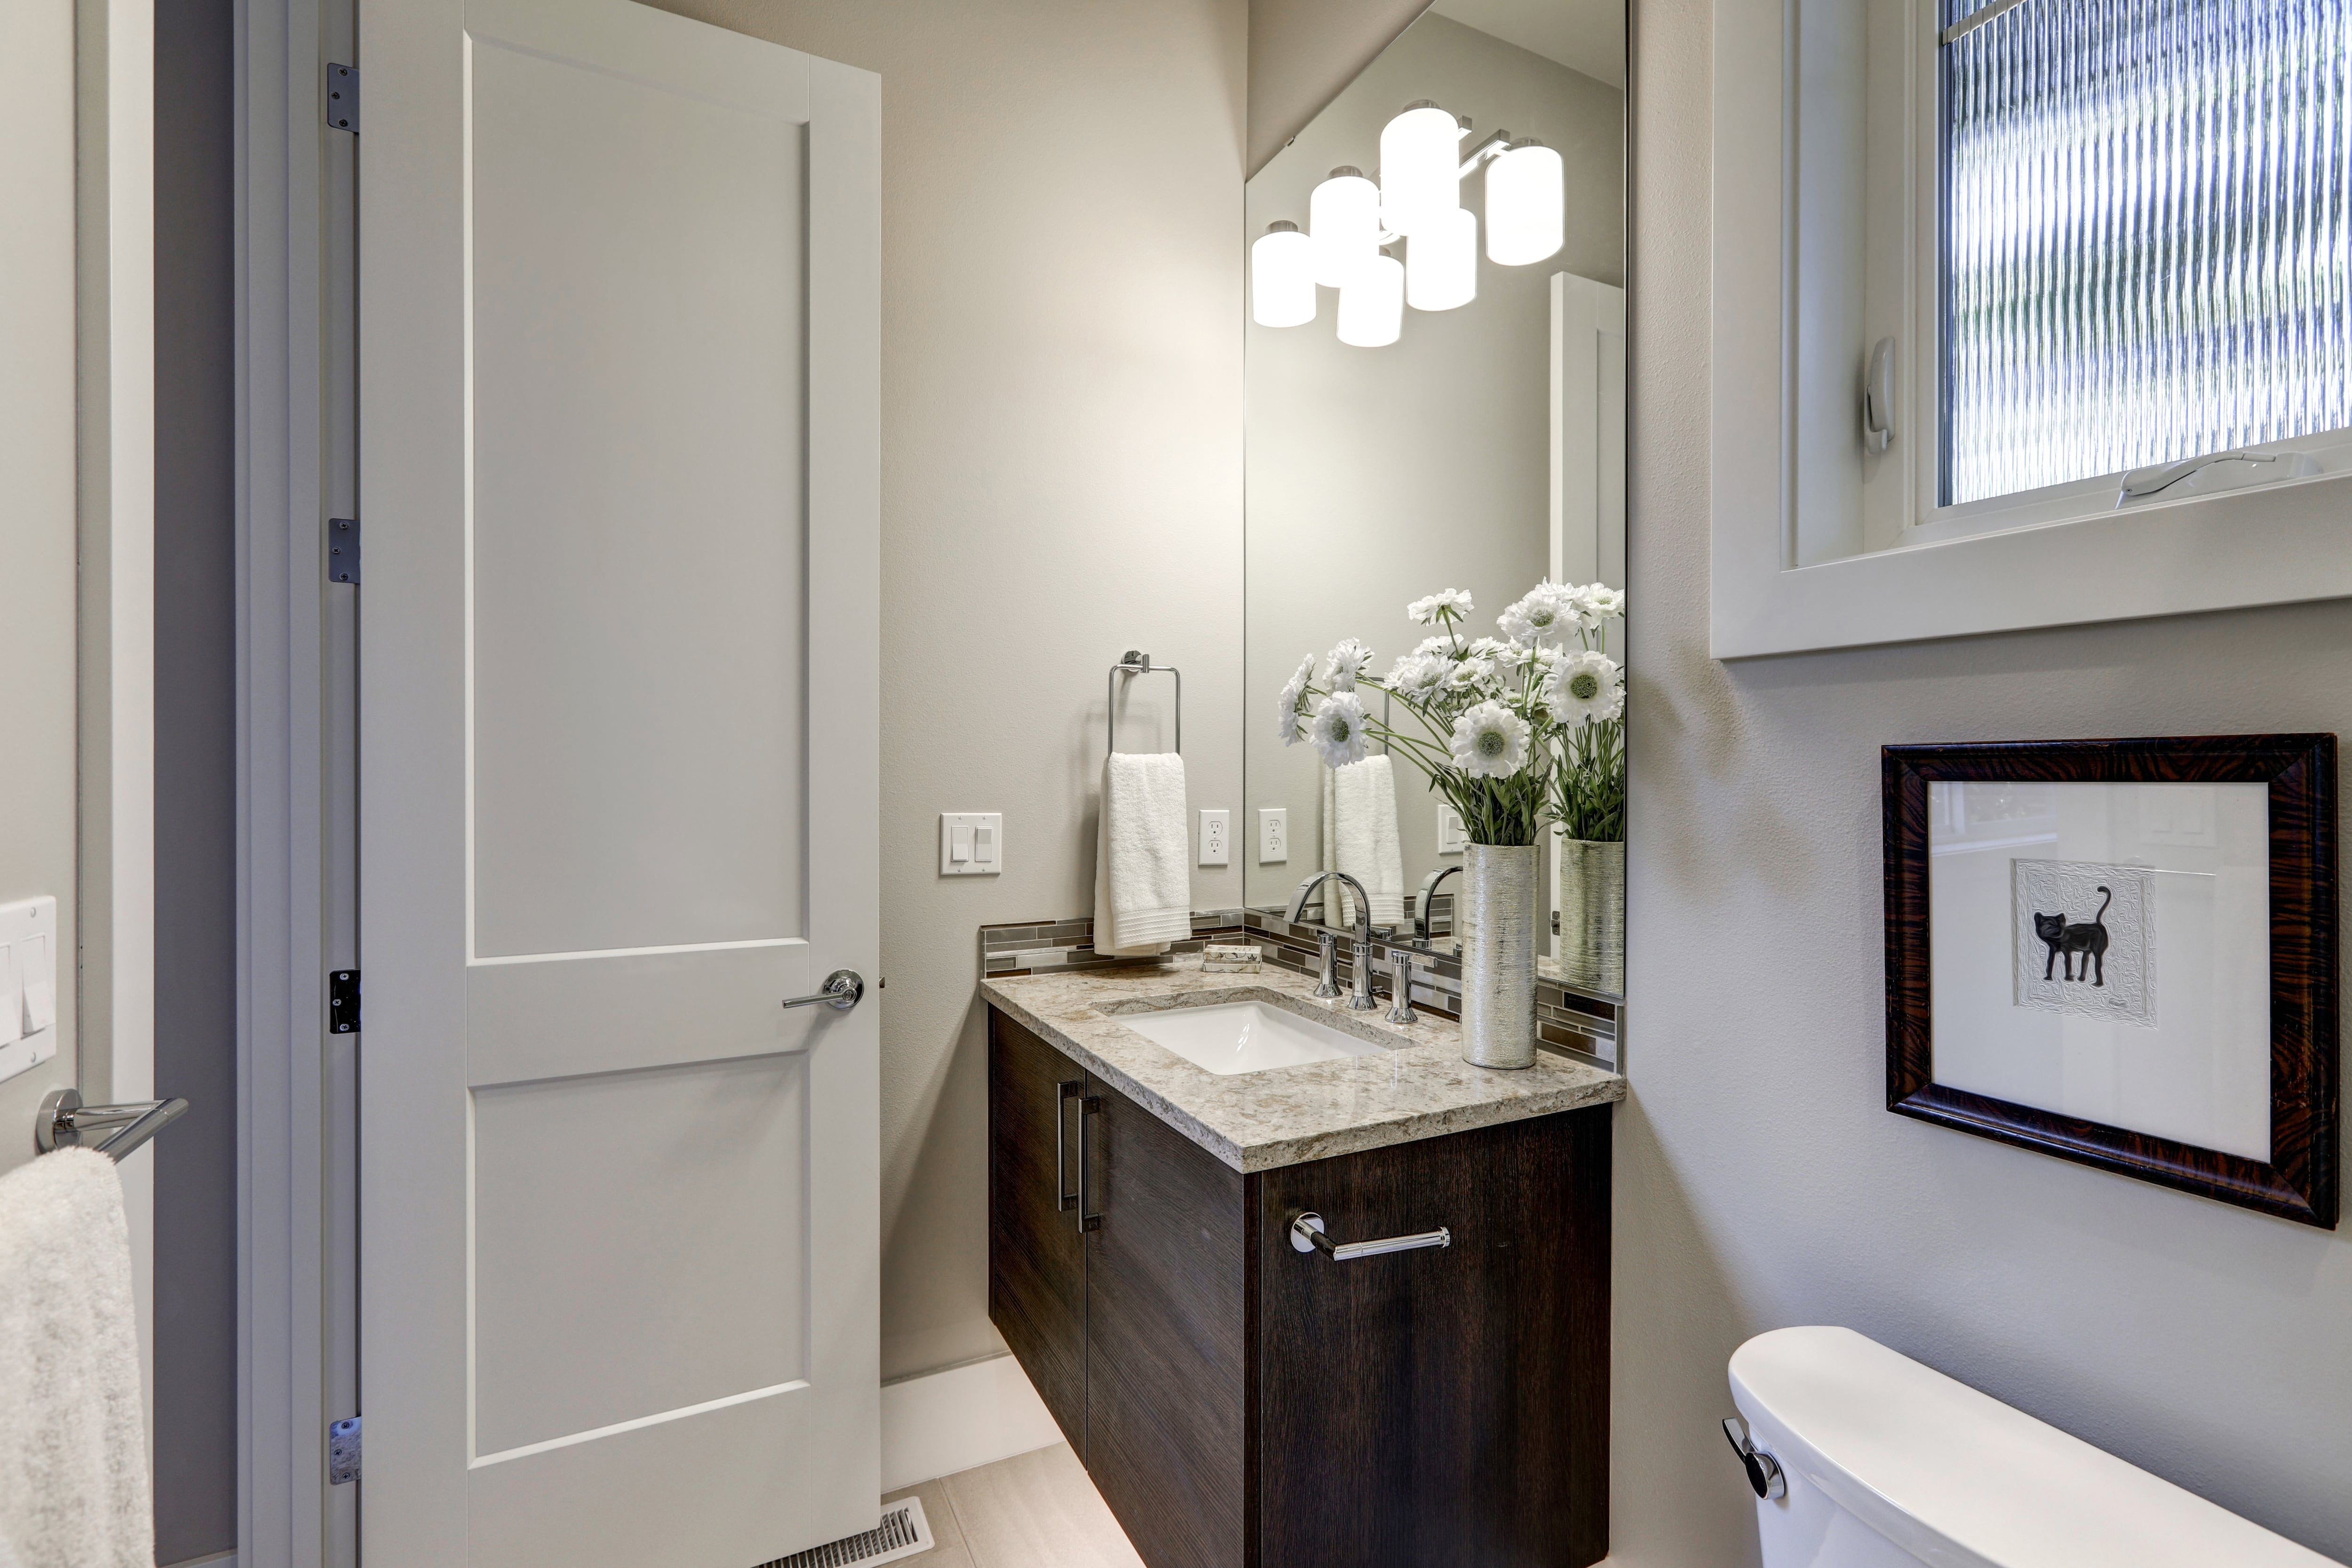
[987,1007,1611,1568]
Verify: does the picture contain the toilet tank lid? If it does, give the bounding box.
[1728,1327,2341,1568]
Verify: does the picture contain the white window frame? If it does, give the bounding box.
[1711,0,2352,658]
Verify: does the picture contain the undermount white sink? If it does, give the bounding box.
[1113,1000,1389,1076]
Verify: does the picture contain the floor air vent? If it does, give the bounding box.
[757,1496,934,1568]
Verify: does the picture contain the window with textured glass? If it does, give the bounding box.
[1941,0,2352,505]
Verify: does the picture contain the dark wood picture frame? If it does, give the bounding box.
[1883,734,2339,1227]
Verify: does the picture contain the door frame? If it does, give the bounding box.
[235,0,341,1561]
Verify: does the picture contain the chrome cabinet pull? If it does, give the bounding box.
[1288,1210,1449,1261]
[781,970,864,1011]
[1080,1096,1104,1232]
[1055,1081,1083,1213]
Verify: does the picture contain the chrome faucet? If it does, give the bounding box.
[1286,871,1379,1011]
[1416,864,1463,947]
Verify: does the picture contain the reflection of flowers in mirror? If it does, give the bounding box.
[1272,579,1627,847]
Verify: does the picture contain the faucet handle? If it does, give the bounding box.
[1313,930,1343,999]
[1385,950,1418,1026]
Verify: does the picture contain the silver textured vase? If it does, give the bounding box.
[1557,836,1626,996]
[1459,843,1539,1070]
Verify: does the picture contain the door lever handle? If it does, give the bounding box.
[782,970,865,1011]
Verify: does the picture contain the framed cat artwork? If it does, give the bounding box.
[1883,735,2339,1226]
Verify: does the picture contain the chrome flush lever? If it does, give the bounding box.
[782,970,865,1011]
[1723,1416,1787,1500]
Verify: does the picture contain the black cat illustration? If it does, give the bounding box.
[2033,886,2112,987]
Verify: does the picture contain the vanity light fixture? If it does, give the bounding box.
[1251,221,1317,327]
[1336,249,1405,347]
[1485,139,1565,265]
[1307,166,1381,288]
[1256,102,1563,346]
[1406,206,1478,312]
[1378,100,1463,236]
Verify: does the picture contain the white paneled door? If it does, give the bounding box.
[357,1,880,1564]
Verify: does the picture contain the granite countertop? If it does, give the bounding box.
[980,955,1625,1173]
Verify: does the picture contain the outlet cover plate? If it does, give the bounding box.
[1199,810,1230,866]
[1257,807,1289,865]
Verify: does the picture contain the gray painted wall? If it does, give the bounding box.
[153,0,239,1557]
[1614,0,2352,1559]
[639,0,1250,1383]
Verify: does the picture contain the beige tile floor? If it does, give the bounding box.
[883,1444,1144,1568]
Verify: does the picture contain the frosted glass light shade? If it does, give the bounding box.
[1406,207,1477,311]
[1251,222,1316,327]
[1336,253,1405,347]
[1486,140,1564,265]
[1309,167,1381,288]
[1378,102,1461,237]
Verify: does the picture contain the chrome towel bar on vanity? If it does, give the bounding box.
[1289,1210,1452,1261]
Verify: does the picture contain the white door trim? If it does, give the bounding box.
[73,0,159,1439]
[234,0,335,1562]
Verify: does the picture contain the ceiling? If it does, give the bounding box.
[1428,0,1626,88]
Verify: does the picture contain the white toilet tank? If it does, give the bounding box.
[1729,1326,2341,1568]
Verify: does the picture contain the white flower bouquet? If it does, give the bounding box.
[1276,580,1626,847]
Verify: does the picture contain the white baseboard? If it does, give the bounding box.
[880,1353,1064,1492]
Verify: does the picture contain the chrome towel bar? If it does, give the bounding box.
[1107,651,1182,756]
[1289,1210,1451,1261]
[37,1089,190,1162]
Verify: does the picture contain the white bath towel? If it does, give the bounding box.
[1321,756,1406,929]
[1094,752,1192,956]
[0,1148,153,1568]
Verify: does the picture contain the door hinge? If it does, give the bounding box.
[326,63,359,133]
[327,1416,361,1484]
[328,517,360,584]
[329,970,361,1034]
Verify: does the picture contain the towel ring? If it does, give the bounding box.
[1107,652,1181,756]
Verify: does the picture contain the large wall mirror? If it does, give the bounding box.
[1244,0,1628,994]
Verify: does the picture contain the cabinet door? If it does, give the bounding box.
[987,1011,1088,1449]
[1252,1108,1611,1568]
[1084,1075,1249,1568]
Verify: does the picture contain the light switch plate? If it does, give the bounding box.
[1198,810,1230,867]
[940,813,1003,876]
[1257,807,1288,864]
[1436,806,1468,855]
[0,896,59,1088]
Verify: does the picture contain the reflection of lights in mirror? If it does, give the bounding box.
[1250,222,1316,327]
[1251,103,1566,343]
[1307,166,1379,287]
[1335,250,1406,348]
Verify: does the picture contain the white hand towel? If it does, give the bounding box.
[1337,756,1407,926]
[0,1148,154,1568]
[1095,752,1192,956]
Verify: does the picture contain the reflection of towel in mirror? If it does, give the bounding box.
[0,1148,153,1568]
[1321,756,1406,928]
[1095,752,1192,956]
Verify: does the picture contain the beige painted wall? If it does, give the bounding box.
[0,0,84,1176]
[638,0,1248,1382]
[1618,0,2352,1559]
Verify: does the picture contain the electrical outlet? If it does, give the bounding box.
[940,813,1003,876]
[1257,807,1289,864]
[1436,806,1468,855]
[1199,810,1230,866]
